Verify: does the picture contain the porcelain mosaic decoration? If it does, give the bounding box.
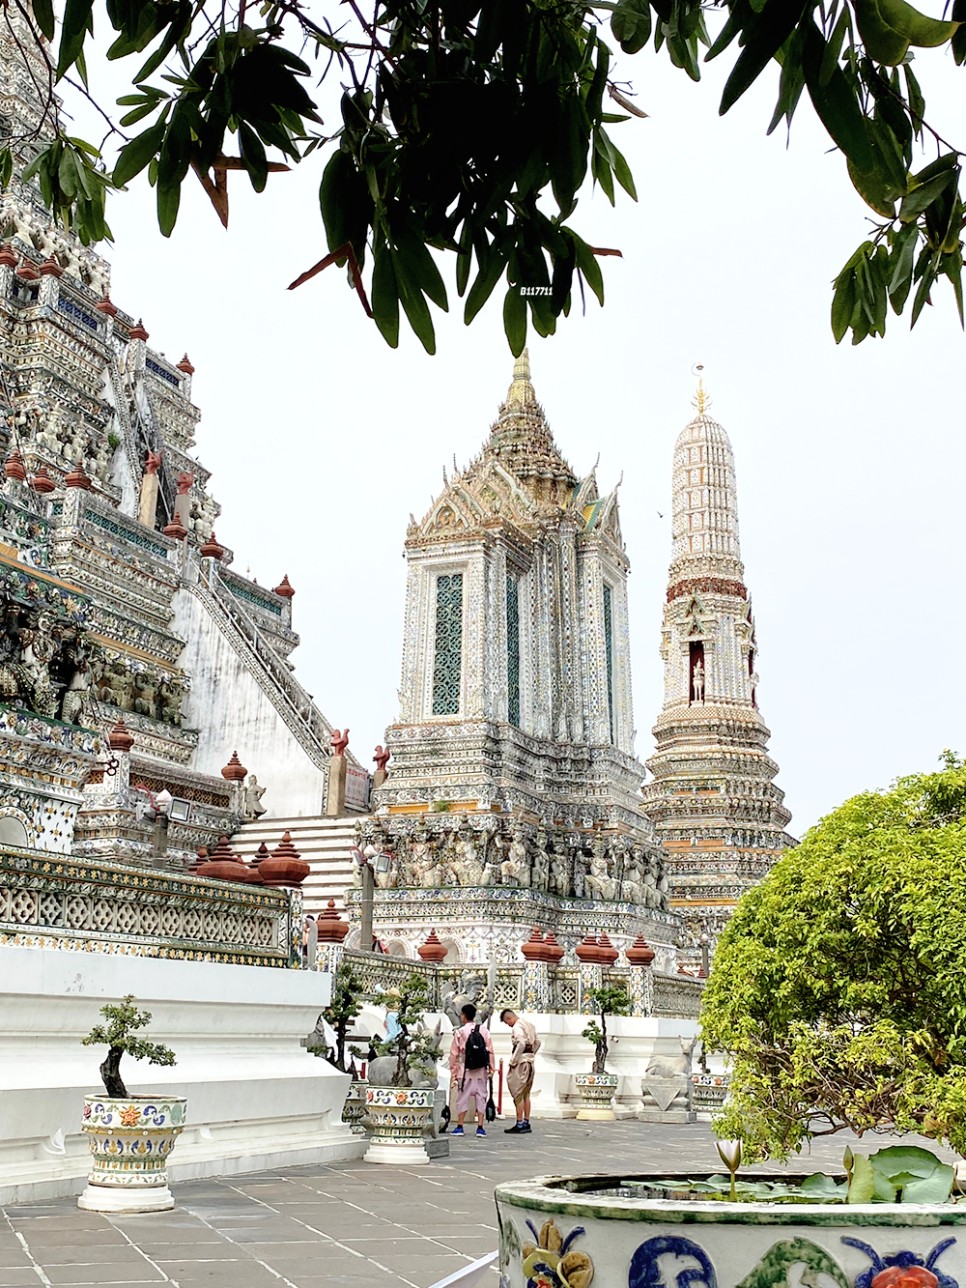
[363,1085,435,1166]
[78,1094,187,1213]
[495,1176,966,1288]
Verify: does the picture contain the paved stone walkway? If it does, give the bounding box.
[0,1120,950,1288]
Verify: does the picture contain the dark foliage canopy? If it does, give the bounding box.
[7,0,964,351]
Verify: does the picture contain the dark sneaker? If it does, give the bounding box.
[476,1127,487,1137]
[452,1126,465,1136]
[504,1123,526,1134]
[520,1122,532,1133]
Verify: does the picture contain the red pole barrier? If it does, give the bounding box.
[498,1058,504,1115]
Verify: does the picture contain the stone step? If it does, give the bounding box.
[228,813,360,915]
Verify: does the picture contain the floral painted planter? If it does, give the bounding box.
[342,1079,368,1135]
[363,1085,435,1166]
[78,1095,187,1213]
[573,1072,618,1122]
[495,1172,966,1288]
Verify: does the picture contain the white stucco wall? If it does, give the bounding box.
[0,945,363,1203]
[172,588,327,815]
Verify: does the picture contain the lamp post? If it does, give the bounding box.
[152,789,173,860]
[353,844,391,952]
[699,931,710,979]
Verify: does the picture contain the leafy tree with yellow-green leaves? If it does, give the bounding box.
[701,753,966,1160]
[7,0,966,353]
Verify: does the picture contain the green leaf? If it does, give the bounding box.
[503,286,527,356]
[899,169,957,223]
[611,0,652,54]
[371,245,400,348]
[32,0,56,40]
[799,1173,848,1199]
[57,0,96,80]
[854,0,910,64]
[573,235,604,306]
[464,247,507,324]
[720,0,810,113]
[847,1153,877,1203]
[802,21,876,173]
[876,0,958,47]
[156,178,181,238]
[611,143,637,200]
[114,121,166,187]
[834,266,860,342]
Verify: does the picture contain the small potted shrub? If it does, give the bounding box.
[363,976,442,1165]
[496,759,966,1286]
[78,995,185,1214]
[574,984,630,1121]
[319,961,367,1133]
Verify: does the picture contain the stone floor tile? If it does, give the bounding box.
[17,1247,153,1267]
[0,1268,42,1286]
[40,1267,166,1286]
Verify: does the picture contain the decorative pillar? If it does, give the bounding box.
[575,935,603,1014]
[139,451,162,527]
[520,927,552,1011]
[174,470,194,527]
[326,729,349,816]
[314,898,349,973]
[626,935,656,1017]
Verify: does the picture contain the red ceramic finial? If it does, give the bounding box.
[65,460,92,490]
[94,294,118,316]
[273,574,295,599]
[626,935,656,967]
[254,841,270,863]
[196,835,262,884]
[597,933,619,966]
[542,931,565,964]
[575,935,602,964]
[162,514,187,539]
[316,898,349,943]
[107,718,134,752]
[199,531,225,560]
[30,466,56,494]
[259,830,310,888]
[0,244,17,268]
[417,929,448,962]
[4,450,26,482]
[272,830,302,862]
[129,318,149,341]
[176,353,195,374]
[221,750,248,782]
[520,926,548,961]
[39,256,63,278]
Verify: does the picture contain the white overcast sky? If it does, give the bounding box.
[69,16,965,836]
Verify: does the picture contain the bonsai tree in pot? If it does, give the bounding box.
[575,984,630,1121]
[363,976,443,1165]
[495,758,966,1288]
[78,995,185,1214]
[82,994,176,1096]
[581,984,631,1076]
[313,961,368,1133]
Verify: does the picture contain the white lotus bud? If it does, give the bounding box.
[716,1139,742,1171]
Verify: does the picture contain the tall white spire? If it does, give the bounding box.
[641,385,795,955]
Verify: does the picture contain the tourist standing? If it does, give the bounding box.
[501,1009,541,1134]
[449,1003,495,1137]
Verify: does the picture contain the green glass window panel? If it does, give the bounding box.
[432,573,463,715]
[603,584,615,744]
[506,574,520,726]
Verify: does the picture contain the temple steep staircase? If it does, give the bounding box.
[229,815,361,914]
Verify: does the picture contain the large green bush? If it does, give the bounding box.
[701,754,966,1159]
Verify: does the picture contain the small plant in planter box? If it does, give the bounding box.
[320,961,364,1074]
[371,977,441,1087]
[581,984,631,1074]
[82,994,176,1096]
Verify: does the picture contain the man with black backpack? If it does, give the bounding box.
[448,1002,495,1137]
